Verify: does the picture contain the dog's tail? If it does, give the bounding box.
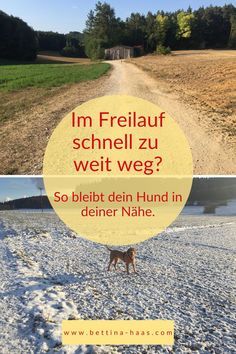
[106,245,112,251]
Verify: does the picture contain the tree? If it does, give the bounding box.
[165,14,178,49]
[145,12,158,52]
[37,31,66,52]
[61,32,86,57]
[228,11,236,48]
[176,11,195,39]
[0,10,37,61]
[156,14,169,46]
[195,6,232,48]
[84,37,105,60]
[125,13,146,46]
[84,1,120,59]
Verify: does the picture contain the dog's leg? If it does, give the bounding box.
[126,263,130,274]
[132,262,136,273]
[114,258,118,270]
[108,259,113,271]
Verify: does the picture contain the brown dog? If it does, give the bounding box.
[106,246,137,274]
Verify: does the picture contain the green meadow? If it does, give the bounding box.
[0,62,110,92]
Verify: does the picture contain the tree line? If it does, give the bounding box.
[84,2,236,59]
[188,178,236,205]
[36,31,86,57]
[0,196,51,210]
[0,10,37,61]
[0,178,235,210]
[0,10,85,61]
[0,3,236,61]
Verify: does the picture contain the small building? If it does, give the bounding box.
[105,46,134,60]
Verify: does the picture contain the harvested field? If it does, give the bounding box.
[37,52,91,64]
[130,50,236,142]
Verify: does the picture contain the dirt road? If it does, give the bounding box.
[104,60,236,175]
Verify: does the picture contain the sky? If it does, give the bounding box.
[0,0,234,33]
[0,178,45,202]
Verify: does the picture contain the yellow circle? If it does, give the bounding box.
[43,95,193,245]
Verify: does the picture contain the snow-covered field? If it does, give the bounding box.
[0,210,235,353]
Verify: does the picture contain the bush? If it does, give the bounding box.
[85,37,105,60]
[156,45,171,55]
[61,45,86,58]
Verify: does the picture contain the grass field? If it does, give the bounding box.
[0,56,112,174]
[0,63,110,92]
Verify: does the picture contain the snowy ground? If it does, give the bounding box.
[0,210,235,353]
